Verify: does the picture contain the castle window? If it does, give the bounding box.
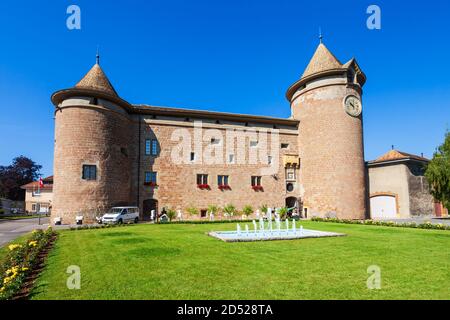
[145,139,151,155]
[268,156,273,165]
[151,139,158,156]
[197,174,208,185]
[228,154,235,164]
[211,138,220,145]
[250,140,258,148]
[251,176,262,186]
[286,168,296,181]
[281,143,289,149]
[144,171,157,185]
[190,152,196,162]
[218,175,229,186]
[82,165,97,180]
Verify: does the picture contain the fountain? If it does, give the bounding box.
[210,218,345,242]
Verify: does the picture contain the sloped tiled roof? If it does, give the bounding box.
[371,150,429,164]
[75,64,118,97]
[21,176,54,190]
[301,43,343,78]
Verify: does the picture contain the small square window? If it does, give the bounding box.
[250,141,258,147]
[145,171,157,184]
[228,154,235,164]
[82,165,97,180]
[190,152,196,161]
[211,138,220,145]
[281,143,289,149]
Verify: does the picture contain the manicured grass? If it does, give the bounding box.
[31,222,450,300]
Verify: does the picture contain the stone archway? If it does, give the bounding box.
[143,199,158,221]
[285,197,299,217]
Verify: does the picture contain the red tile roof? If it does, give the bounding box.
[21,176,53,190]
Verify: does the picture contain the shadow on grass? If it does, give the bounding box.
[99,232,135,237]
[126,247,181,258]
[110,237,151,245]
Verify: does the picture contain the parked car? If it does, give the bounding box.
[101,207,139,224]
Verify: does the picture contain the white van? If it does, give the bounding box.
[101,207,139,224]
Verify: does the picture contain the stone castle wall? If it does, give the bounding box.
[291,83,367,219]
[53,101,134,223]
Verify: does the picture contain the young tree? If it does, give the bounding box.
[166,209,177,222]
[0,156,42,201]
[242,205,254,218]
[223,204,236,218]
[425,131,450,209]
[186,206,199,218]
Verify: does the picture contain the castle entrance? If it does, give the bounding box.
[285,197,299,217]
[143,199,158,221]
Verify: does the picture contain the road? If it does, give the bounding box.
[0,217,49,247]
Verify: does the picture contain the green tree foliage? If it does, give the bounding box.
[166,209,177,222]
[242,205,253,217]
[425,131,450,209]
[0,156,42,201]
[186,206,199,217]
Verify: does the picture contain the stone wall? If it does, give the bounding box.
[405,162,434,216]
[132,115,300,219]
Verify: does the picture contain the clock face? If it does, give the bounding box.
[344,95,362,117]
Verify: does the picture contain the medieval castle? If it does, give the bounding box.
[51,41,368,223]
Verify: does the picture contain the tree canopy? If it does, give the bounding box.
[0,156,42,201]
[425,131,450,209]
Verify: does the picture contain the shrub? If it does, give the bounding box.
[259,204,268,214]
[223,204,236,218]
[242,205,253,217]
[166,209,177,222]
[278,207,289,219]
[186,206,199,217]
[207,204,219,217]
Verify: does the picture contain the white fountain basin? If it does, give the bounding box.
[208,229,345,242]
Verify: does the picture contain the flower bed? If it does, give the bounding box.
[311,217,450,231]
[0,228,57,300]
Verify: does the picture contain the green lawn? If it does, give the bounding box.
[31,222,450,300]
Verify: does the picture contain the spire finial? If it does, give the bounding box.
[391,145,395,150]
[96,46,100,65]
[319,27,323,44]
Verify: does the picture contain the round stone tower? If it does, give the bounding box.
[286,42,367,219]
[51,57,134,223]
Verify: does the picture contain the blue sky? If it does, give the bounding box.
[0,0,449,177]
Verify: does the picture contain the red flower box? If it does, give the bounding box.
[144,182,158,187]
[252,185,264,191]
[197,184,210,189]
[218,184,231,190]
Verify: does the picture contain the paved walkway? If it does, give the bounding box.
[0,217,49,247]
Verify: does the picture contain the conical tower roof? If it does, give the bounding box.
[301,42,342,78]
[75,63,118,97]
